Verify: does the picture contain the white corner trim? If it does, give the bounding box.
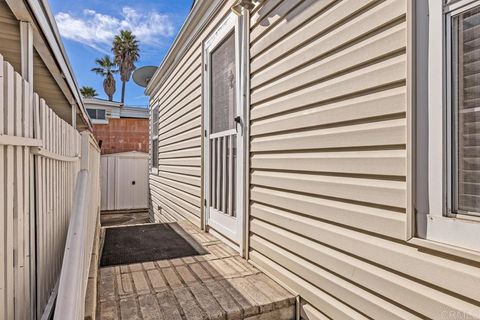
[427,0,445,217]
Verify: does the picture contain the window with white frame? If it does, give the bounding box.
[151,106,159,170]
[450,3,480,217]
[86,108,106,120]
[414,0,480,253]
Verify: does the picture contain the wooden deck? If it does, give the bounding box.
[96,216,295,320]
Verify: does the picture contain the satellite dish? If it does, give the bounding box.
[133,66,158,88]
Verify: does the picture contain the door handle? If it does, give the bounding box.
[234,116,243,135]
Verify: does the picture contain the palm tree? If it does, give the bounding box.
[112,30,140,104]
[91,55,118,101]
[80,86,98,99]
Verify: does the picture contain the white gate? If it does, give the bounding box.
[100,152,149,211]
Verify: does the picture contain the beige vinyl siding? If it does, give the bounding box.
[0,1,21,72]
[248,0,480,319]
[149,1,235,226]
[33,49,72,120]
[0,2,71,121]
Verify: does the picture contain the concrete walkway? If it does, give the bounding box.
[96,216,295,320]
[100,210,150,227]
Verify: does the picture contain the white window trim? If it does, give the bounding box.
[410,0,480,258]
[150,105,159,174]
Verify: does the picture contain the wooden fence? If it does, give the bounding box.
[0,54,99,319]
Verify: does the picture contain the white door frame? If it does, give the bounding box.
[203,11,247,253]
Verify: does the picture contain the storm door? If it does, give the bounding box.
[203,13,245,247]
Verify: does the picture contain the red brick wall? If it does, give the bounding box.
[92,118,149,155]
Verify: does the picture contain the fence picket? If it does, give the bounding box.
[37,98,46,315]
[23,80,32,320]
[21,81,32,319]
[0,54,5,320]
[14,72,26,320]
[4,61,15,320]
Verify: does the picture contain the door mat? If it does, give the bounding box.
[100,223,208,267]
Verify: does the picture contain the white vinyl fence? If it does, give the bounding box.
[32,85,82,319]
[0,54,100,319]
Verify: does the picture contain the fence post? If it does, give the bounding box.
[81,132,90,170]
[71,103,76,130]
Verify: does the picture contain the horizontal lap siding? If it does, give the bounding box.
[0,1,20,72]
[149,44,202,225]
[248,0,480,319]
[149,1,234,226]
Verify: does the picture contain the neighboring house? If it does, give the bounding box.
[0,0,100,319]
[146,0,480,319]
[84,98,149,154]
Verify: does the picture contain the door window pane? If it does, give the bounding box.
[453,5,480,215]
[211,32,236,134]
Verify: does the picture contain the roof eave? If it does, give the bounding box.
[5,0,92,130]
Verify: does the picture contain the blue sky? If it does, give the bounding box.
[49,0,193,106]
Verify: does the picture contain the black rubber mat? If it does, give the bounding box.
[100,223,208,267]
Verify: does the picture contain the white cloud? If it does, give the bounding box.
[55,7,175,52]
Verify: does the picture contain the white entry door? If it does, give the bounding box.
[204,13,245,248]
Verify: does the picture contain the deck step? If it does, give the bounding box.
[96,219,296,320]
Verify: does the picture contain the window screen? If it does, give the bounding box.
[86,108,106,120]
[151,106,159,169]
[453,5,480,215]
[152,139,158,168]
[87,108,96,119]
[97,109,106,120]
[151,107,159,138]
[211,32,236,134]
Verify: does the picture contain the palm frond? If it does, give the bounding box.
[80,86,98,99]
[91,67,106,76]
[112,30,141,102]
[92,55,118,100]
